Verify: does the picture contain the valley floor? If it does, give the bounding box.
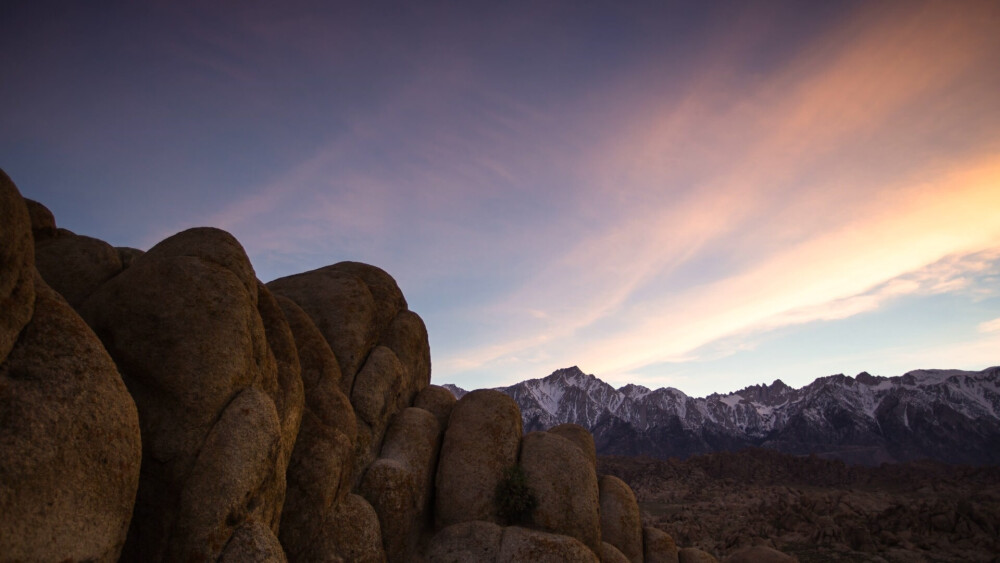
[598,449,1000,563]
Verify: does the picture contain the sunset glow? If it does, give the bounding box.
[3,1,998,396]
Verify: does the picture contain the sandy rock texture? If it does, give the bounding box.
[520,431,601,552]
[599,474,644,563]
[80,227,304,562]
[0,173,141,562]
[435,389,523,528]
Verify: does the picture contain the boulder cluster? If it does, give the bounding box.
[2,170,751,562]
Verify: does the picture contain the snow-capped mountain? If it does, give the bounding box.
[444,366,1000,465]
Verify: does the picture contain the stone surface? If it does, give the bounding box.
[117,246,145,269]
[427,520,503,563]
[79,227,298,561]
[352,345,407,477]
[435,390,523,528]
[599,475,643,563]
[268,262,406,394]
[678,548,719,563]
[219,520,289,563]
[722,546,798,563]
[0,274,142,562]
[548,423,597,470]
[520,431,601,552]
[326,494,387,563]
[379,308,431,401]
[414,384,457,432]
[602,542,631,563]
[643,527,679,563]
[0,169,35,363]
[497,526,600,563]
[34,231,123,309]
[23,198,57,240]
[361,407,442,562]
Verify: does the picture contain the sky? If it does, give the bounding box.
[2,1,999,397]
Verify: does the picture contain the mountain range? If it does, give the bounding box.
[442,365,1000,465]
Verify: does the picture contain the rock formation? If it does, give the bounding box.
[0,171,142,562]
[1,169,737,562]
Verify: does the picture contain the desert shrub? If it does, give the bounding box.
[496,464,537,525]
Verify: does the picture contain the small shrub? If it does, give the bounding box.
[496,464,537,525]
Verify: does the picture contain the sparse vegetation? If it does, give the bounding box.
[496,464,537,525]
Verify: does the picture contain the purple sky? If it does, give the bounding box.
[3,1,999,396]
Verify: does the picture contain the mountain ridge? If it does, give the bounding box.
[443,365,1000,465]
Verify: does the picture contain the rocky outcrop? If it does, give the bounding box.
[643,527,679,563]
[361,407,443,561]
[520,431,601,552]
[0,170,35,363]
[2,173,720,563]
[599,475,643,563]
[79,227,304,561]
[0,173,142,562]
[435,389,523,528]
[723,546,797,563]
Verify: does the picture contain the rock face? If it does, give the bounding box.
[361,407,443,562]
[79,227,304,561]
[0,170,35,363]
[723,546,797,563]
[0,173,142,562]
[520,431,601,552]
[435,390,523,528]
[3,174,691,563]
[643,527,679,563]
[599,475,643,563]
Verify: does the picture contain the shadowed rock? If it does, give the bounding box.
[548,423,597,470]
[325,494,387,563]
[0,274,142,562]
[599,475,643,563]
[435,390,523,528]
[414,384,457,431]
[520,431,601,553]
[0,170,35,362]
[361,407,443,562]
[497,526,600,562]
[220,520,288,563]
[428,521,503,563]
[643,527,679,563]
[602,542,631,563]
[80,227,302,561]
[34,230,123,309]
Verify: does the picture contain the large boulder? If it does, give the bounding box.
[520,431,601,552]
[435,390,523,528]
[599,475,643,563]
[267,262,407,394]
[643,527,679,563]
[0,273,142,562]
[427,520,504,563]
[497,526,600,563]
[324,494,387,563]
[220,520,288,563]
[0,169,35,363]
[602,543,631,563]
[414,384,457,431]
[276,295,358,562]
[548,423,597,470]
[23,197,57,240]
[80,227,303,561]
[34,229,123,310]
[361,407,442,561]
[352,345,407,477]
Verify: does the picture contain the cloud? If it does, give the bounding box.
[980,318,1000,334]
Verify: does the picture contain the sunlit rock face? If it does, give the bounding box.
[462,365,1000,465]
